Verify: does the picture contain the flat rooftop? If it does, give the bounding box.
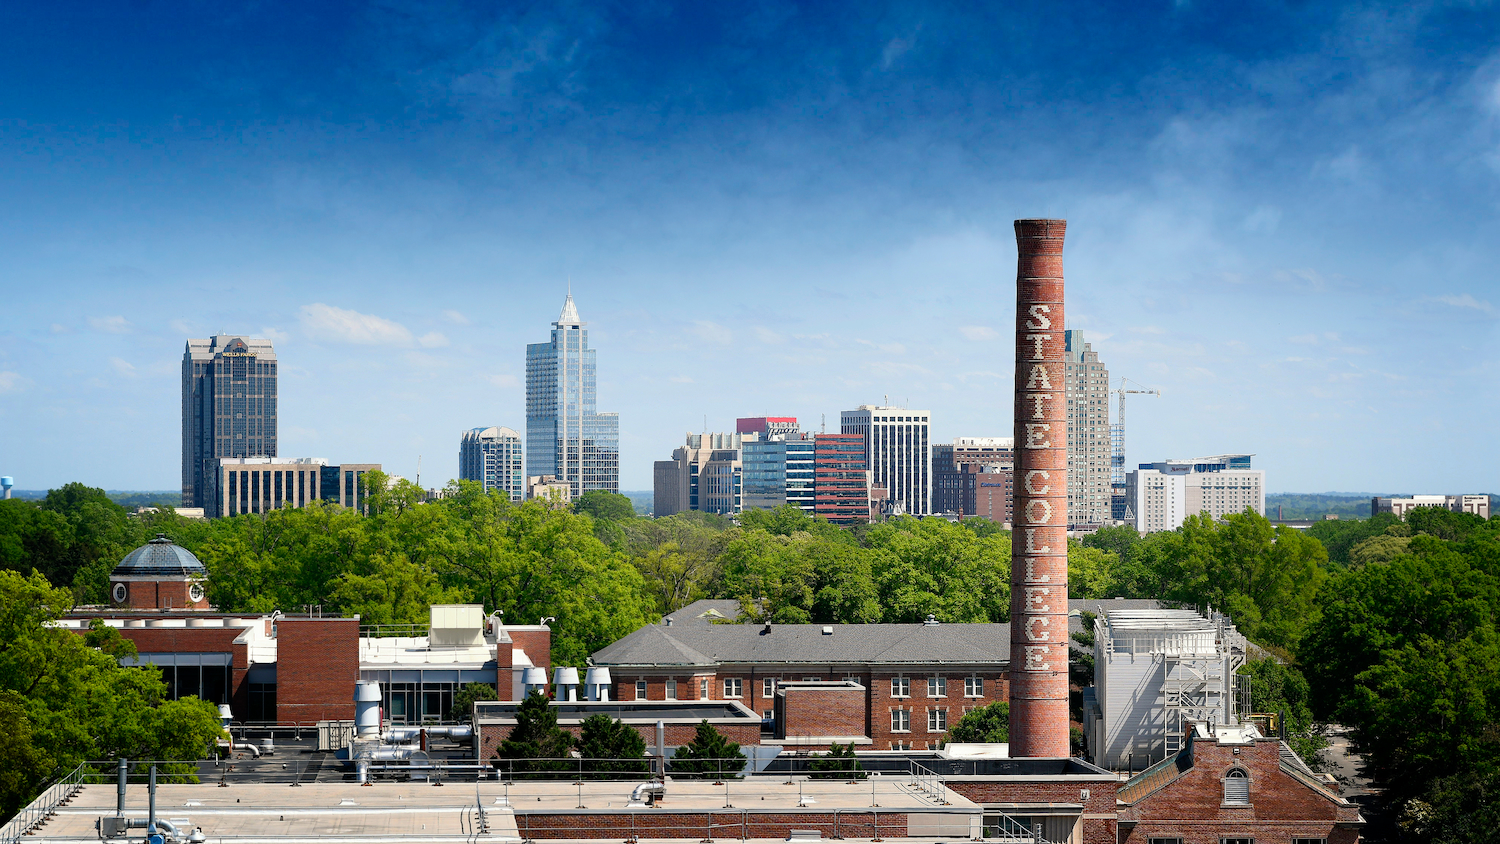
[28,779,976,844]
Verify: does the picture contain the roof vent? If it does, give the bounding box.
[821,626,833,635]
[761,623,772,635]
[664,617,674,626]
[924,614,939,626]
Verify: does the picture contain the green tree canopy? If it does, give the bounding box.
[576,714,648,779]
[573,491,638,523]
[448,682,499,723]
[669,720,746,779]
[945,702,1010,744]
[809,742,865,779]
[494,690,574,777]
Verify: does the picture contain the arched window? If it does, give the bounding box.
[1223,768,1250,804]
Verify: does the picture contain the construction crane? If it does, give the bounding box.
[1110,378,1161,521]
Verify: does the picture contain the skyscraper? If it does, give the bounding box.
[182,335,278,512]
[1064,330,1111,527]
[839,405,931,516]
[813,433,870,525]
[460,426,525,501]
[526,294,619,497]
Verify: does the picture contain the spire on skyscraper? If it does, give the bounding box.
[557,292,581,326]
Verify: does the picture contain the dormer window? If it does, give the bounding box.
[1223,768,1249,805]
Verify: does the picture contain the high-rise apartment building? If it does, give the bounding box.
[839,406,931,516]
[182,335,278,512]
[933,437,1014,516]
[652,432,745,517]
[813,433,870,525]
[1127,454,1264,534]
[459,426,524,501]
[1064,330,1111,527]
[526,294,620,497]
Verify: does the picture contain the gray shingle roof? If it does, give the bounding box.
[663,599,744,625]
[112,534,206,578]
[591,621,1010,667]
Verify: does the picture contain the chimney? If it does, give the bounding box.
[1009,219,1071,758]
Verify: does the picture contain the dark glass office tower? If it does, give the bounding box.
[525,294,619,496]
[182,335,278,510]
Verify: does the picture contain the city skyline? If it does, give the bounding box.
[2,4,1497,494]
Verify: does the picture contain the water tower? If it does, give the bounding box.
[1,477,12,500]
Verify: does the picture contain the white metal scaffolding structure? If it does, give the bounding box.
[1085,609,1247,771]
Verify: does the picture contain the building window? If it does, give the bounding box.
[964,676,983,697]
[635,680,647,700]
[891,741,911,751]
[803,676,820,682]
[763,678,777,698]
[891,709,911,733]
[927,708,947,732]
[723,678,743,698]
[665,680,678,700]
[1148,839,1183,844]
[1290,840,1326,844]
[1220,839,1254,844]
[1223,768,1250,805]
[700,678,711,699]
[892,677,910,698]
[927,677,947,697]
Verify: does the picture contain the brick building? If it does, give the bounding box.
[590,601,1010,751]
[812,433,871,525]
[1117,723,1364,843]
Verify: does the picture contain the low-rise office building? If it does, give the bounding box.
[1372,493,1489,519]
[211,458,381,517]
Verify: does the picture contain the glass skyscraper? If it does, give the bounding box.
[459,426,525,501]
[525,294,619,496]
[181,335,278,511]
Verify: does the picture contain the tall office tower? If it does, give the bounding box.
[839,406,931,516]
[1064,331,1111,527]
[460,426,525,501]
[526,294,620,497]
[742,430,816,512]
[813,433,870,525]
[182,335,278,511]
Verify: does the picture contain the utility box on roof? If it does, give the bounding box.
[429,604,486,648]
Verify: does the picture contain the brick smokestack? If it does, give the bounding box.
[1009,219,1070,758]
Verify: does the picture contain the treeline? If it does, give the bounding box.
[5,478,1499,839]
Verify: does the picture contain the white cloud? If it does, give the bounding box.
[1434,293,1497,315]
[299,303,414,345]
[0,371,23,393]
[1242,205,1282,234]
[1288,333,1319,344]
[260,326,290,343]
[689,321,733,346]
[418,332,450,348]
[959,326,999,340]
[109,358,137,377]
[489,374,519,388]
[49,323,69,334]
[89,316,131,334]
[753,326,784,345]
[443,310,471,325]
[170,319,195,336]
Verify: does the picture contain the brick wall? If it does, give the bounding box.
[509,630,551,671]
[776,686,864,741]
[514,810,909,840]
[1120,736,1362,844]
[610,667,1010,750]
[275,618,358,722]
[868,670,1009,749]
[115,579,208,611]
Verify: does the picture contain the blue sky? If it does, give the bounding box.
[1,1,1497,494]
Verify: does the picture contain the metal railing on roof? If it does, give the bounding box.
[361,622,432,638]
